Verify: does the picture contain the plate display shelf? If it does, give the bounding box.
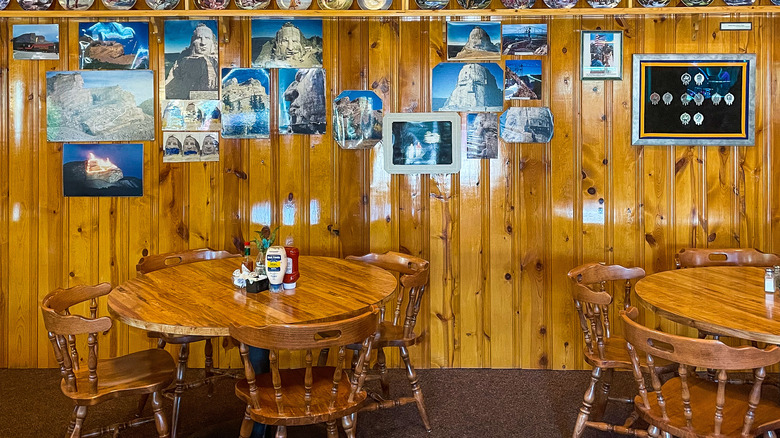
[0,0,776,19]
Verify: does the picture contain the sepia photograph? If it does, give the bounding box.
[221,68,271,139]
[333,90,383,149]
[499,107,554,143]
[162,100,221,132]
[78,22,149,69]
[447,22,501,61]
[63,143,143,197]
[47,70,155,142]
[466,113,498,159]
[278,68,326,135]
[12,24,59,60]
[383,112,461,174]
[581,30,622,80]
[162,132,220,162]
[164,20,219,100]
[251,19,323,68]
[502,24,547,56]
[432,62,504,113]
[504,60,542,100]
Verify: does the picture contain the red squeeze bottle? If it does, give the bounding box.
[283,246,299,290]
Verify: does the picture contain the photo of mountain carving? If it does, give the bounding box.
[447,22,501,61]
[63,143,143,197]
[46,71,155,142]
[251,19,323,69]
[432,62,504,113]
[221,68,270,139]
[333,90,383,149]
[78,22,149,70]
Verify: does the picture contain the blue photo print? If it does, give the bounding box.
[251,19,323,69]
[221,68,271,139]
[447,21,501,61]
[502,24,548,56]
[63,143,143,197]
[12,24,59,60]
[333,90,383,149]
[164,20,219,100]
[432,62,504,113]
[278,68,326,135]
[504,60,542,100]
[78,22,149,70]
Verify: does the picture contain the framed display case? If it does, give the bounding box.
[382,112,461,175]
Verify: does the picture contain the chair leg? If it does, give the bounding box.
[341,413,356,438]
[400,346,431,432]
[591,367,613,421]
[351,348,360,371]
[275,425,287,438]
[647,425,661,438]
[151,391,171,438]
[318,348,330,366]
[70,405,87,438]
[204,338,214,397]
[171,342,190,438]
[66,405,79,436]
[136,394,150,417]
[239,406,254,438]
[572,367,602,438]
[326,420,338,438]
[376,347,390,398]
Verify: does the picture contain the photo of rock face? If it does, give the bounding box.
[162,132,219,162]
[432,62,504,113]
[78,22,149,70]
[499,107,554,143]
[162,100,221,131]
[447,22,501,61]
[164,20,219,100]
[63,143,143,197]
[221,68,271,139]
[466,113,498,159]
[46,71,155,142]
[504,60,542,100]
[279,68,326,135]
[12,24,59,60]
[251,19,323,69]
[333,90,383,149]
[502,24,548,56]
[100,0,136,10]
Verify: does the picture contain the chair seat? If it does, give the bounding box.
[635,375,780,437]
[583,336,635,369]
[148,331,213,344]
[235,367,367,426]
[62,349,176,406]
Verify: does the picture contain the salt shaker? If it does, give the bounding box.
[774,265,780,291]
[765,268,775,293]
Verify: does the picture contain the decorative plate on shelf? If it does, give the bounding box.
[723,0,753,5]
[101,0,136,9]
[415,0,448,8]
[456,0,490,8]
[586,0,618,7]
[635,0,668,7]
[0,0,11,8]
[145,0,179,9]
[57,0,94,9]
[357,0,391,8]
[17,0,54,10]
[276,0,312,9]
[542,0,576,7]
[679,0,712,6]
[235,0,270,8]
[500,0,534,7]
[318,0,352,8]
[194,0,230,8]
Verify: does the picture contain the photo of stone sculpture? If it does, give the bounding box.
[162,132,220,162]
[391,120,454,166]
[251,19,323,69]
[57,0,93,11]
[100,0,135,10]
[47,71,155,142]
[499,107,554,143]
[466,113,498,159]
[164,20,219,100]
[447,22,500,61]
[333,90,383,149]
[78,22,149,70]
[502,24,548,56]
[221,68,270,139]
[162,100,221,131]
[432,62,504,113]
[278,68,326,135]
[16,0,54,10]
[504,60,542,100]
[12,24,59,60]
[63,143,143,197]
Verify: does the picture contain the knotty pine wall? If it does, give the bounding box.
[1,14,779,370]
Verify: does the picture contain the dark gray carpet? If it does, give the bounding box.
[0,368,635,437]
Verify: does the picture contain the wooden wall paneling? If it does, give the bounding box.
[766,17,779,252]
[549,16,578,370]
[0,18,8,368]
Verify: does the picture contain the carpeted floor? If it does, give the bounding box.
[0,368,636,437]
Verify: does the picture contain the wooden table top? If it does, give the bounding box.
[108,256,398,336]
[635,266,780,344]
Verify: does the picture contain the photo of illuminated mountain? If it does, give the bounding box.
[62,143,143,197]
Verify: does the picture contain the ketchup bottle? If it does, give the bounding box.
[283,246,299,289]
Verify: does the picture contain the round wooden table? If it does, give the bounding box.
[108,256,398,336]
[635,266,780,344]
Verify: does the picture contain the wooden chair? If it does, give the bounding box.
[567,262,648,438]
[229,307,381,438]
[136,248,240,438]
[344,251,432,432]
[41,283,176,438]
[621,306,780,438]
[675,247,780,269]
